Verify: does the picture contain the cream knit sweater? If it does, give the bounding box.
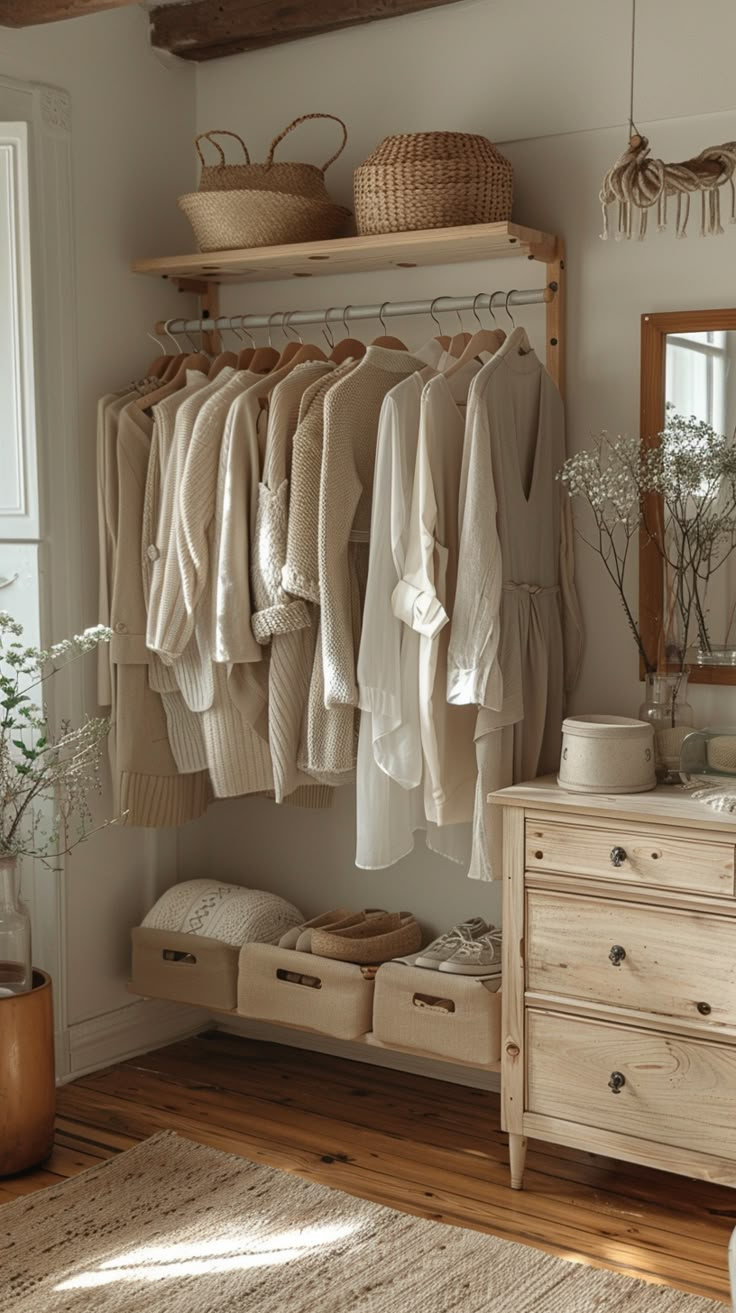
[251,361,335,802]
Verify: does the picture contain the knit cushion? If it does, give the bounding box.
[142,879,304,947]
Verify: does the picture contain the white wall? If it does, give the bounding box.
[0,8,197,1027]
[179,0,736,937]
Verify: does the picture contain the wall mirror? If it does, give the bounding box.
[640,310,736,686]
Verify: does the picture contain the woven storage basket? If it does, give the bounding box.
[354,131,513,235]
[178,190,351,253]
[237,944,374,1040]
[372,963,502,1068]
[195,114,348,197]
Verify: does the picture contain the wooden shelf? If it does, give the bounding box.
[131,222,559,285]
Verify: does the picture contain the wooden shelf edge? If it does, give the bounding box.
[126,982,500,1073]
[131,221,560,283]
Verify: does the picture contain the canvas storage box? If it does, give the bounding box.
[237,944,374,1040]
[371,963,501,1067]
[131,927,238,1011]
[558,714,656,794]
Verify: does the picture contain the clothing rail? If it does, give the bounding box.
[154,286,554,338]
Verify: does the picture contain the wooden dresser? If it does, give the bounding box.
[490,778,736,1190]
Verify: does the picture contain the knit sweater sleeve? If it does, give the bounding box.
[318,386,363,707]
[391,396,447,639]
[250,375,316,645]
[446,380,504,709]
[213,394,262,665]
[282,380,331,604]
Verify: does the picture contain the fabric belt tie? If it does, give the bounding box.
[503,582,560,597]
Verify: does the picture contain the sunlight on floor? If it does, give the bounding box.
[55,1221,359,1290]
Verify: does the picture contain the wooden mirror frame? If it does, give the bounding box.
[640,308,736,686]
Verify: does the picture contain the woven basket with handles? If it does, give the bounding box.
[354,131,513,235]
[195,113,348,198]
[178,190,351,253]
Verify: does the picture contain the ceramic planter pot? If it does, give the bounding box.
[0,970,55,1175]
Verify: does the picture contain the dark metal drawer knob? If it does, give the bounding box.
[610,846,627,867]
[609,944,627,966]
[697,1001,712,1015]
[608,1071,626,1094]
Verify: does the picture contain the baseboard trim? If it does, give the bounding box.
[64,997,209,1081]
[214,1015,500,1092]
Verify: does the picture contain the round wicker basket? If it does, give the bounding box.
[178,189,352,252]
[354,131,513,235]
[195,114,348,198]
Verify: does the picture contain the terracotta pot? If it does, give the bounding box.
[0,969,55,1175]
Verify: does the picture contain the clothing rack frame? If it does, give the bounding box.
[132,222,566,395]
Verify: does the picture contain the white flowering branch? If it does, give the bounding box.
[559,419,736,671]
[0,612,114,863]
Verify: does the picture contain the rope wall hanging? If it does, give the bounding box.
[600,0,736,241]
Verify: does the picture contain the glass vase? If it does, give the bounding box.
[638,672,694,784]
[0,857,32,997]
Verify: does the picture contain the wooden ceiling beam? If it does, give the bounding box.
[150,0,467,61]
[0,0,139,25]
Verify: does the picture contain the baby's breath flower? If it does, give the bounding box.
[560,417,736,669]
[0,615,114,863]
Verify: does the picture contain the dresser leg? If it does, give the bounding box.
[509,1134,528,1190]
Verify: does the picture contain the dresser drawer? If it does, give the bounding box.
[527,1010,736,1160]
[527,890,736,1024]
[525,818,734,895]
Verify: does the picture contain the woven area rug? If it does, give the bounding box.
[0,1132,724,1312]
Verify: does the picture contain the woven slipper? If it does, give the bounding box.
[311,913,422,965]
[278,908,353,951]
[295,908,387,953]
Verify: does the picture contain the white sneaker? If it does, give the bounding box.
[414,917,490,970]
[439,929,503,976]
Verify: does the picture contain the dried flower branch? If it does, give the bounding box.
[559,419,736,671]
[0,612,114,864]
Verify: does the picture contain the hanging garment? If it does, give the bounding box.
[143,373,211,774]
[280,363,359,785]
[199,364,332,806]
[355,359,472,870]
[298,347,432,785]
[251,360,335,801]
[392,366,481,827]
[109,400,210,827]
[449,335,584,878]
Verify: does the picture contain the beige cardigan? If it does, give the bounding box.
[108,400,210,827]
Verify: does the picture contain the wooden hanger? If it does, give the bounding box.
[329,307,365,364]
[444,327,505,378]
[371,303,406,351]
[208,350,238,379]
[289,341,328,366]
[135,352,211,410]
[443,296,506,378]
[428,298,453,351]
[248,312,281,375]
[144,329,174,379]
[503,292,532,353]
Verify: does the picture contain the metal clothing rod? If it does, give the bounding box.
[156,287,553,337]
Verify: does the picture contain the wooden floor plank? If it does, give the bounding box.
[5,1032,732,1303]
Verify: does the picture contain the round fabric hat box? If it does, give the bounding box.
[558,715,656,794]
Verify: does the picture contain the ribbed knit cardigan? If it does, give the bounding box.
[109,400,210,826]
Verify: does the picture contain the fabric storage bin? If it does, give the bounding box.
[372,963,501,1067]
[237,944,374,1040]
[131,927,238,1011]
